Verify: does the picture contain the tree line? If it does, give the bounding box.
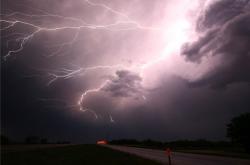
[110,113,250,153]
[1,135,70,145]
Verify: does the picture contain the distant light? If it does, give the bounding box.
[97,140,108,145]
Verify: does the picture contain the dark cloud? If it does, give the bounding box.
[182,0,250,88]
[102,70,143,97]
[197,0,249,31]
[111,76,250,141]
[2,0,250,143]
[181,29,218,62]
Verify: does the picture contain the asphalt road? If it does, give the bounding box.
[106,145,250,165]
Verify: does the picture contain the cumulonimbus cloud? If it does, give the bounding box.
[102,70,143,98]
[181,0,250,88]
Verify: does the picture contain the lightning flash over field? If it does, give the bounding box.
[1,0,213,121]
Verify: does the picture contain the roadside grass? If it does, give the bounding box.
[1,144,161,165]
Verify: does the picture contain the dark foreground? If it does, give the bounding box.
[1,144,161,165]
[107,145,250,165]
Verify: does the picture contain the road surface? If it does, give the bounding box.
[106,145,250,165]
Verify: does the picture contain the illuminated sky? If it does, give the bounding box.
[1,0,250,143]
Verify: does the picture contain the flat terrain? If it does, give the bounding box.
[1,144,72,153]
[1,144,161,165]
[107,145,250,165]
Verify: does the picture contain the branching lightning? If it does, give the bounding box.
[1,0,198,122]
[1,0,160,60]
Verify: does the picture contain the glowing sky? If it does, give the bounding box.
[1,0,250,142]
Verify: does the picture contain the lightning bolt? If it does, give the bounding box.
[47,64,124,86]
[1,0,160,60]
[83,0,159,31]
[1,0,196,122]
[76,79,113,120]
[78,80,110,111]
[109,115,115,123]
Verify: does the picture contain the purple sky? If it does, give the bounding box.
[1,0,250,143]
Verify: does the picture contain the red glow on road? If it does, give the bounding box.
[97,140,108,145]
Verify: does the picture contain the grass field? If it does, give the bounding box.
[1,144,161,165]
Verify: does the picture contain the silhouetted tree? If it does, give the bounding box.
[40,138,48,144]
[25,136,40,144]
[1,135,10,144]
[227,113,250,153]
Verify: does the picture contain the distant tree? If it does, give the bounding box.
[25,136,40,144]
[56,140,71,144]
[110,139,139,145]
[142,139,164,148]
[40,138,48,144]
[62,141,71,144]
[1,135,10,144]
[227,113,250,152]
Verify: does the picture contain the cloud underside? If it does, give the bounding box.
[182,0,250,88]
[2,0,250,142]
[102,70,143,97]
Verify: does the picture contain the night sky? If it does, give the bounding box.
[1,0,250,143]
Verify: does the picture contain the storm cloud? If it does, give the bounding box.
[102,70,143,98]
[182,0,250,88]
[1,0,250,143]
